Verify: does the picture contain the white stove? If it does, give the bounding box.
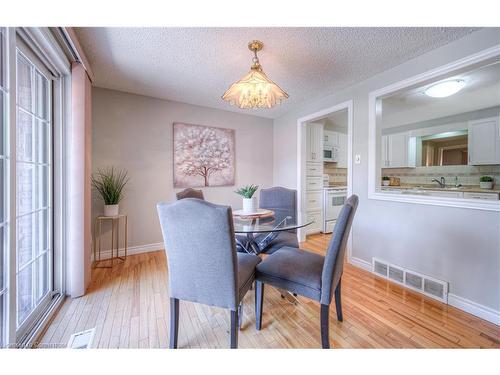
[323,186,347,233]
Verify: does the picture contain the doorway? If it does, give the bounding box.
[296,101,353,256]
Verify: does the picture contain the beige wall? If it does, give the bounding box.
[92,88,274,248]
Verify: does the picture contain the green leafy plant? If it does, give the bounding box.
[91,167,129,205]
[480,176,493,182]
[235,184,258,199]
[382,176,390,181]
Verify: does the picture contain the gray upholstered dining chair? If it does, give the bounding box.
[254,195,358,348]
[236,186,299,254]
[258,186,299,252]
[157,198,260,349]
[176,188,204,200]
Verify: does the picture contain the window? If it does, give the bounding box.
[15,43,53,334]
[0,26,7,348]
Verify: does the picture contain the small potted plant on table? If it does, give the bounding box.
[235,184,259,213]
[92,167,129,216]
[382,176,390,186]
[479,176,494,190]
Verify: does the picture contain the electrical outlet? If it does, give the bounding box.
[355,154,361,164]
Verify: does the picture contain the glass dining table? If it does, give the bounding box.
[232,208,313,254]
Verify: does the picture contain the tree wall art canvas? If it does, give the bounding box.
[173,122,235,187]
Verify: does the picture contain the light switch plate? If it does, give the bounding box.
[355,154,361,164]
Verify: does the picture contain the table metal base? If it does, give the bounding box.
[93,215,128,268]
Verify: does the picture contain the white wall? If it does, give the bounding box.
[92,88,274,248]
[273,28,500,316]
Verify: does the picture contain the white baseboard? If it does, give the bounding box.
[348,256,499,326]
[448,294,500,326]
[348,256,371,272]
[92,242,164,261]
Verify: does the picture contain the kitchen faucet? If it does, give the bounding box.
[431,176,446,188]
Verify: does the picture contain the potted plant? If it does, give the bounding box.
[92,167,129,216]
[479,176,494,189]
[235,184,259,213]
[382,176,390,186]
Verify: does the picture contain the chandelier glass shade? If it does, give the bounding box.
[222,40,289,109]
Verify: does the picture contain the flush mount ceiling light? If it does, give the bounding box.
[424,79,466,98]
[222,40,289,109]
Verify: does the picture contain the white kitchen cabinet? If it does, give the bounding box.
[305,210,323,235]
[306,123,324,235]
[306,191,323,211]
[463,192,499,200]
[381,132,416,168]
[307,122,323,162]
[427,191,464,198]
[324,130,339,146]
[324,130,348,167]
[306,176,323,190]
[337,132,348,168]
[306,162,322,177]
[468,117,500,165]
[401,190,463,198]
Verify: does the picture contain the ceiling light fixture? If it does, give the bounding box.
[222,40,289,109]
[424,79,466,98]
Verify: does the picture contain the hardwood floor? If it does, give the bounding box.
[39,234,500,348]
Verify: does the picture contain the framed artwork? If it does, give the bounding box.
[173,122,235,188]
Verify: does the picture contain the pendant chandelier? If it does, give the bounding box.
[222,40,289,109]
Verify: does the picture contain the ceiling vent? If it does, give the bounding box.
[372,257,448,303]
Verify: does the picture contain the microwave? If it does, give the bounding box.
[323,145,339,162]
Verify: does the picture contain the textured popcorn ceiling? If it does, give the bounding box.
[75,27,479,119]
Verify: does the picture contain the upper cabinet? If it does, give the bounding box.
[381,132,416,168]
[468,117,500,165]
[337,132,348,168]
[324,130,339,146]
[324,130,348,167]
[307,122,323,162]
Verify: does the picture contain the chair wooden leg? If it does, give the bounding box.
[169,298,179,349]
[334,279,343,322]
[230,309,239,348]
[255,281,264,330]
[320,304,330,349]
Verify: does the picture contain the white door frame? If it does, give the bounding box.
[296,100,354,258]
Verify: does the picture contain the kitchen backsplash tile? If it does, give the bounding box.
[382,165,500,186]
[324,165,347,184]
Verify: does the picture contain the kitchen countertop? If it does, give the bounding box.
[324,183,347,190]
[381,184,500,194]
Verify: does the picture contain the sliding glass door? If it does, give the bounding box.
[0,27,66,348]
[15,41,53,336]
[0,27,7,348]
